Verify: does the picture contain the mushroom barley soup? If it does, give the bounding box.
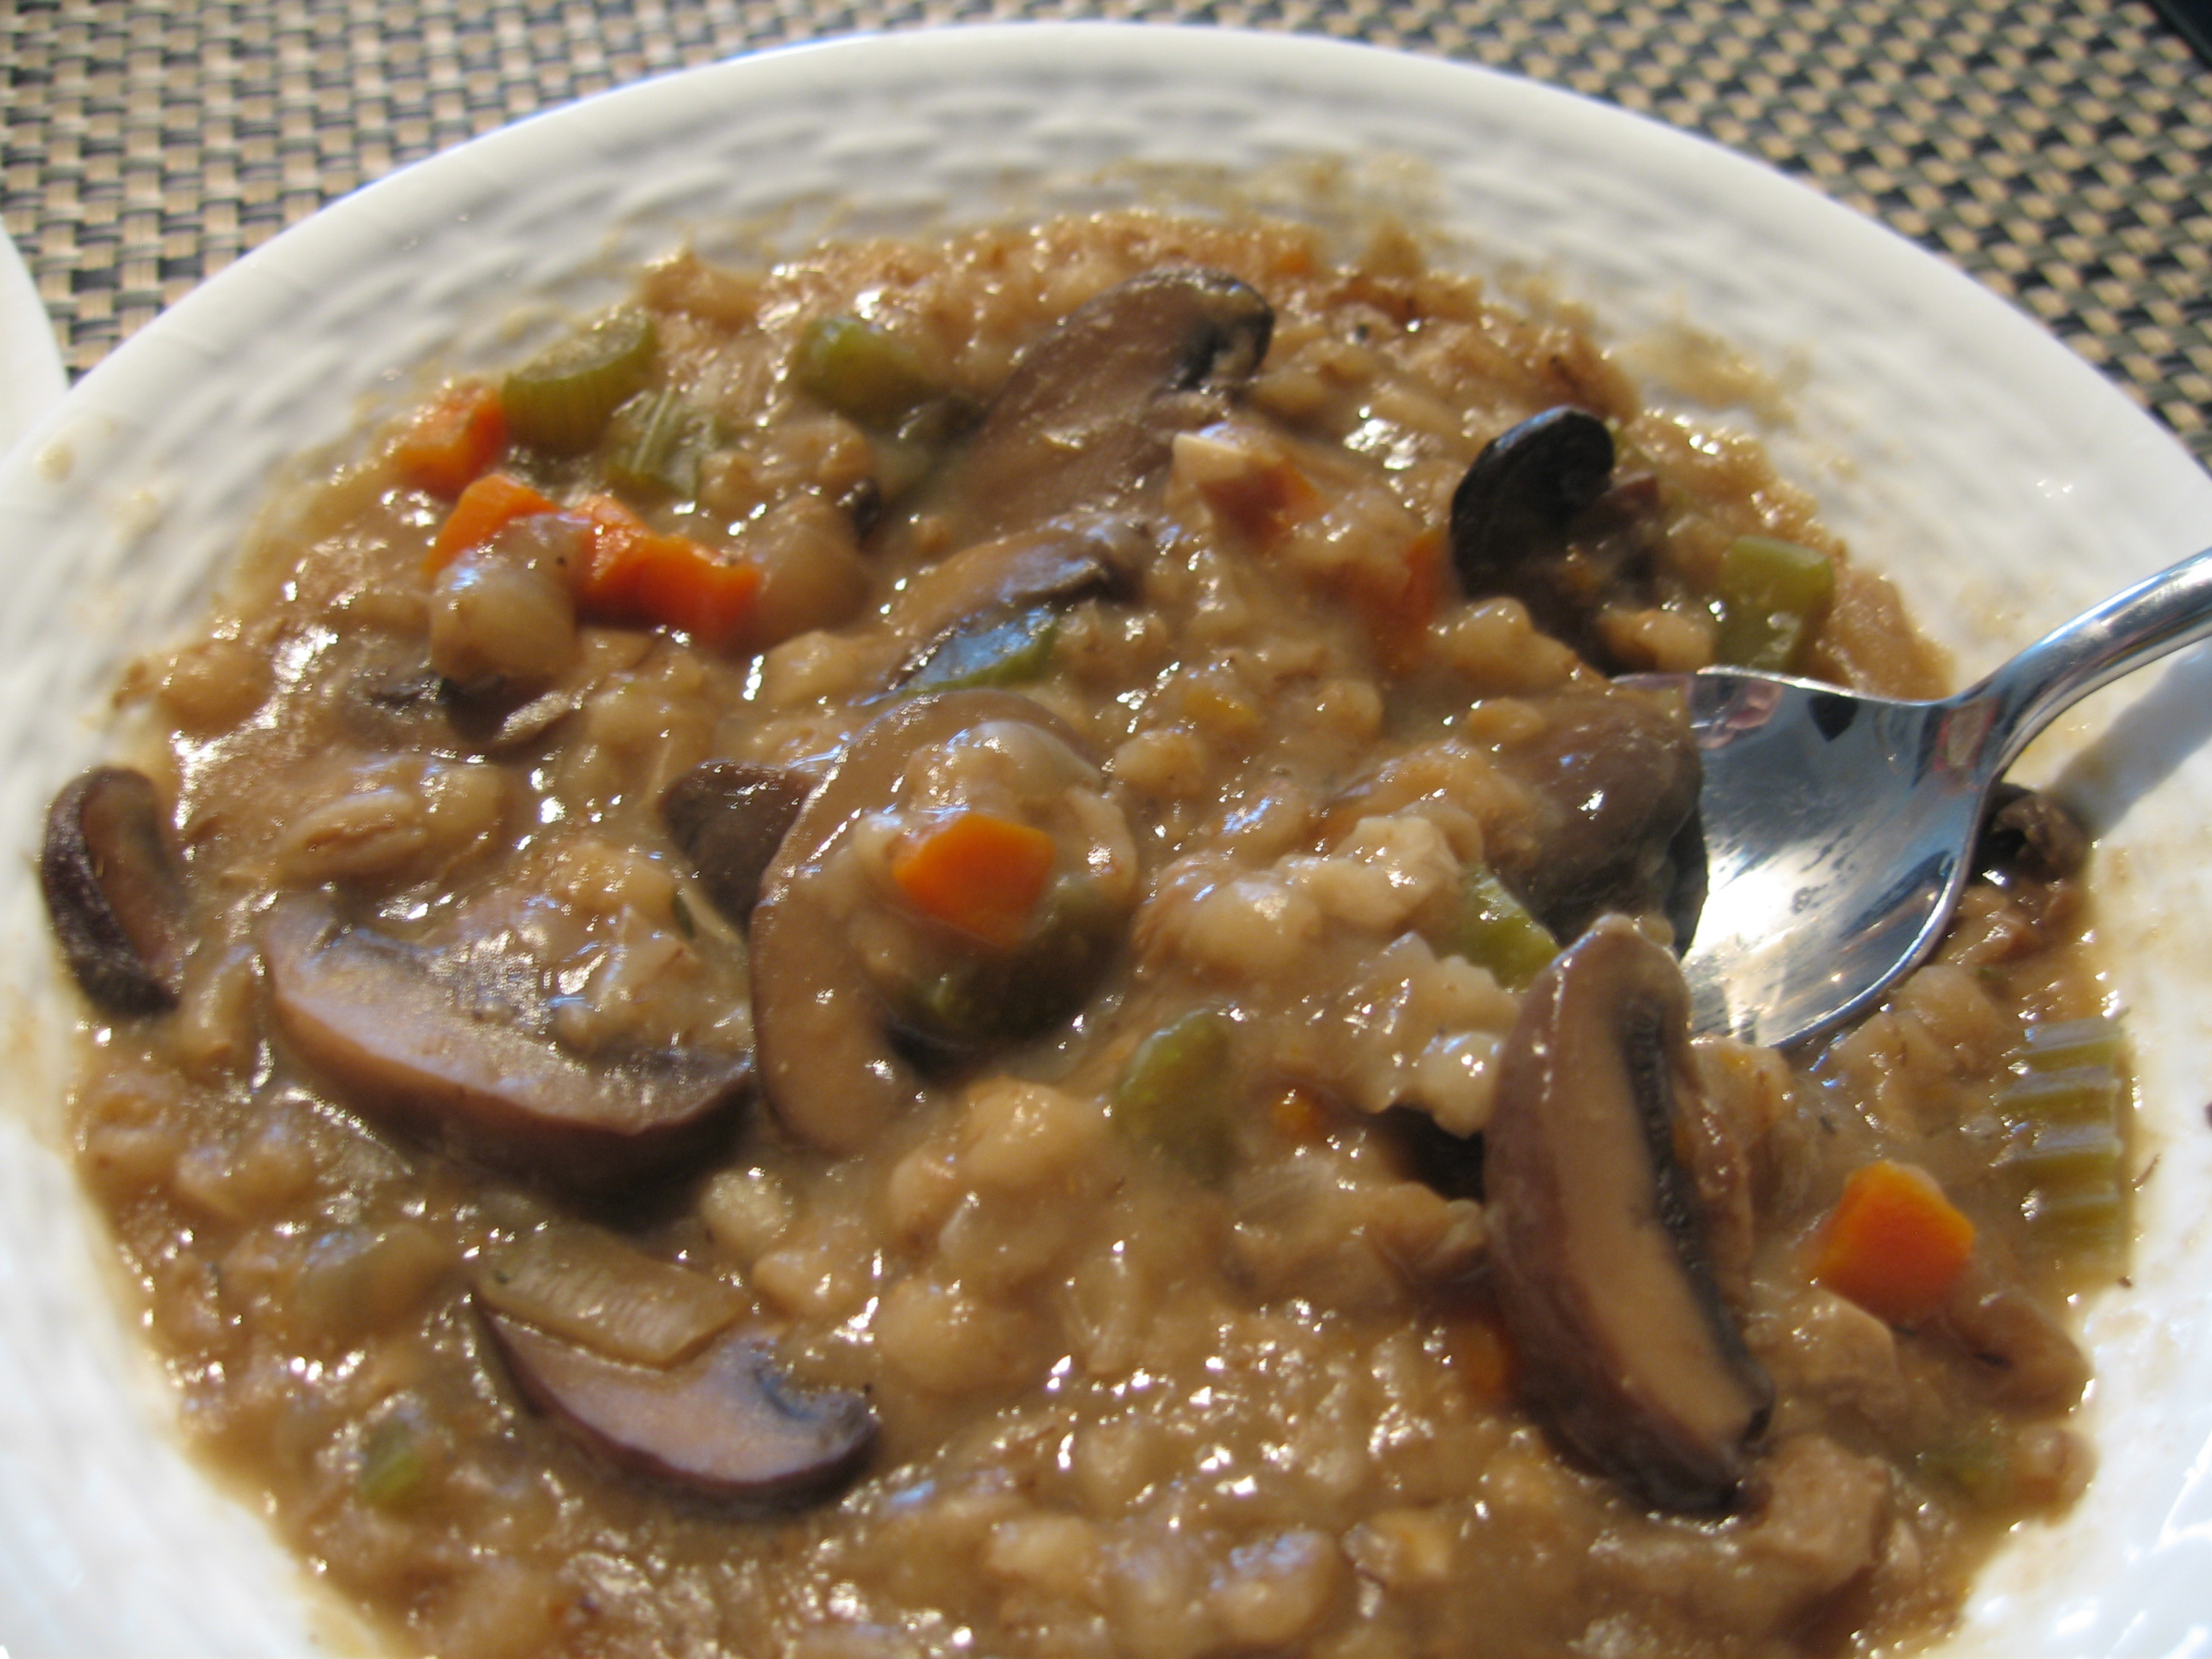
[45,211,2126,1659]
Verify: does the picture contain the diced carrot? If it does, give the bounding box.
[568,493,664,611]
[1811,1160,1978,1326]
[425,471,561,573]
[426,479,757,648]
[392,382,507,497]
[619,534,761,650]
[890,811,1056,949]
[568,493,759,650]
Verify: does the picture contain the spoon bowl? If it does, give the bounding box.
[1633,542,2212,1047]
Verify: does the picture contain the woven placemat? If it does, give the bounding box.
[3,0,2208,467]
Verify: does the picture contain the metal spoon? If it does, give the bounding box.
[1629,544,2212,1048]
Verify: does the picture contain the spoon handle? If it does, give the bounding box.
[1969,543,2212,777]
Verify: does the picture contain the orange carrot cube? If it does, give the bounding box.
[1812,1159,1977,1326]
[392,382,508,498]
[567,494,759,651]
[890,812,1056,949]
[425,471,561,573]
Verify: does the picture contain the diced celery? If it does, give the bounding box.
[1997,1016,2126,1267]
[904,608,1058,694]
[359,1418,429,1509]
[2029,1191,2126,1258]
[1442,867,1558,991]
[1713,535,1835,673]
[2005,1119,2123,1190]
[795,315,940,428]
[1112,1007,1239,1184]
[2015,1016,2125,1075]
[1914,1430,2012,1504]
[2000,1066,2121,1123]
[605,387,716,499]
[502,310,657,455]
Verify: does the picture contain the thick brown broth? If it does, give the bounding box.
[53,211,2121,1658]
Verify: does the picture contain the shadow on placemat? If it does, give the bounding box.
[2147,0,2212,64]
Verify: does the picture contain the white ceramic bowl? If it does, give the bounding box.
[0,228,66,459]
[3,25,2209,1657]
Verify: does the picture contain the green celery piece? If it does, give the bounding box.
[2000,1066,2120,1123]
[1112,1007,1239,1184]
[904,608,1058,695]
[2027,1182,2124,1228]
[1714,535,1836,673]
[2016,1016,2125,1075]
[902,881,1121,1048]
[2005,1119,2123,1189]
[1913,1431,2013,1505]
[503,309,657,455]
[1997,1018,2126,1264]
[1445,867,1558,991]
[359,1418,428,1509]
[605,387,716,499]
[796,315,940,429]
[2028,1192,2126,1257]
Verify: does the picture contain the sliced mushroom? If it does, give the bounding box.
[1488,690,1704,946]
[662,760,815,924]
[482,1309,874,1505]
[472,687,585,754]
[261,896,745,1189]
[914,269,1272,549]
[472,1220,750,1367]
[1449,407,1626,654]
[41,767,189,1014]
[1487,914,1772,1512]
[750,690,1091,1155]
[886,514,1149,665]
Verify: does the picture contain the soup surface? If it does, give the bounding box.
[45,211,2126,1658]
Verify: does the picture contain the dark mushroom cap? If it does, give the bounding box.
[662,760,815,925]
[40,766,190,1015]
[886,514,1149,668]
[261,896,746,1190]
[1448,407,1622,651]
[1488,691,1705,946]
[749,690,1092,1155]
[914,269,1272,549]
[482,1309,875,1506]
[1487,914,1773,1512]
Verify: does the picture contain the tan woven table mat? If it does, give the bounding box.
[3,1,2208,467]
